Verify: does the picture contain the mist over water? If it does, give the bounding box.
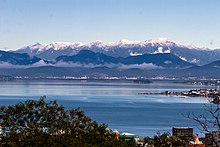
[0,79,216,136]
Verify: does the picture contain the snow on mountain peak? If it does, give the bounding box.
[88,40,106,48]
[155,38,169,43]
[117,39,144,47]
[45,42,85,50]
[145,38,176,45]
[119,39,130,44]
[19,38,204,53]
[22,43,44,51]
[32,43,42,47]
[24,42,86,51]
[187,44,209,50]
[46,42,70,50]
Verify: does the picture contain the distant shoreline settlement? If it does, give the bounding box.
[139,89,220,104]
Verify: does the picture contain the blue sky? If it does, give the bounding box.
[0,0,219,49]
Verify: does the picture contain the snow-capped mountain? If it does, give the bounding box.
[14,38,220,65]
[1,48,220,78]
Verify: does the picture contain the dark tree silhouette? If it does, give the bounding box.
[152,132,185,147]
[0,97,128,146]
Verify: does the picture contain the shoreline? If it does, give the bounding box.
[139,89,220,104]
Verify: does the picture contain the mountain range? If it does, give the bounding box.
[56,50,193,69]
[14,38,220,65]
[0,49,193,69]
[1,39,220,78]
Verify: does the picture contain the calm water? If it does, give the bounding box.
[0,79,218,137]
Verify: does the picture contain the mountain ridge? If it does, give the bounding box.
[0,50,220,78]
[56,50,193,69]
[0,50,41,65]
[13,39,220,65]
[0,49,194,69]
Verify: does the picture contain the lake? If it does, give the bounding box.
[0,79,217,137]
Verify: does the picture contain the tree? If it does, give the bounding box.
[152,132,185,147]
[186,102,220,146]
[0,97,128,146]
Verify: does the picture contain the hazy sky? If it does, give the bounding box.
[0,0,219,49]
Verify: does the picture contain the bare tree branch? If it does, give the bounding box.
[185,103,220,146]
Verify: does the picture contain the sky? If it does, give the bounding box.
[0,0,220,49]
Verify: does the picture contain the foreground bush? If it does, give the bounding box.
[0,97,129,146]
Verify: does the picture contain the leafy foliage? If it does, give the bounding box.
[0,97,128,146]
[144,132,185,147]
